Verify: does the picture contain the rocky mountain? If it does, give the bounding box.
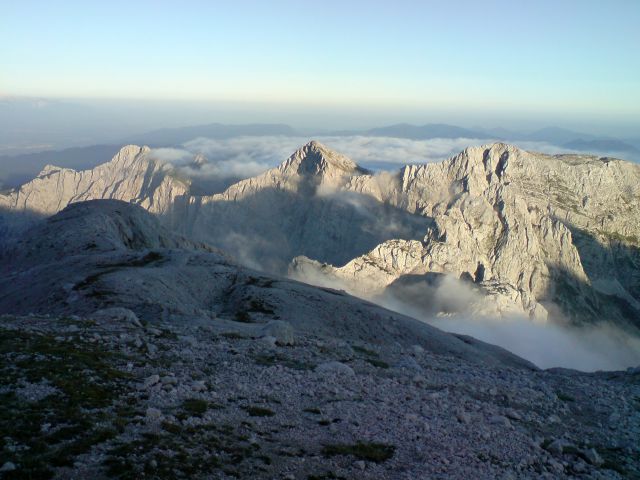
[0,145,189,244]
[0,144,120,189]
[0,199,530,368]
[1,149,639,478]
[2,141,639,331]
[0,199,638,479]
[178,140,426,270]
[291,144,640,330]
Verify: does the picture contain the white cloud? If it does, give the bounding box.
[152,135,627,188]
[150,147,192,163]
[427,314,640,372]
[380,275,640,371]
[293,267,640,372]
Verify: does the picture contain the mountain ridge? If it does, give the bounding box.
[2,141,639,332]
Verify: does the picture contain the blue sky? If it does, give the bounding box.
[1,0,639,129]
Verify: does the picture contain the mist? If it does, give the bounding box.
[3,122,639,189]
[291,267,640,372]
[143,134,634,196]
[384,275,640,371]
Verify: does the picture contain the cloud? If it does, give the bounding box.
[151,135,635,192]
[293,266,640,372]
[147,147,192,163]
[378,274,640,372]
[428,314,640,372]
[147,135,503,193]
[318,136,494,168]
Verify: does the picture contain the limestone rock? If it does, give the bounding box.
[291,143,640,330]
[316,361,355,376]
[92,307,142,328]
[259,320,295,346]
[0,145,189,244]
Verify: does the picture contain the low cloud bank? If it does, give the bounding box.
[427,314,640,372]
[293,268,640,372]
[148,135,614,193]
[379,275,640,372]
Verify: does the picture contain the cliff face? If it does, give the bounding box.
[0,145,190,243]
[292,144,640,328]
[176,141,425,270]
[2,141,639,328]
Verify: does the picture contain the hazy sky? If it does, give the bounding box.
[1,0,639,132]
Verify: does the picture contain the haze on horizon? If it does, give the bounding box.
[1,0,639,138]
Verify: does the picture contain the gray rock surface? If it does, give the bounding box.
[0,200,535,370]
[0,145,189,244]
[0,312,637,479]
[0,197,638,479]
[92,307,142,328]
[316,361,356,376]
[3,141,639,330]
[290,143,640,330]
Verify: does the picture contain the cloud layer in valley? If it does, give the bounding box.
[383,276,640,372]
[149,135,622,192]
[381,275,640,372]
[292,268,640,372]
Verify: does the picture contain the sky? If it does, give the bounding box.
[1,0,639,133]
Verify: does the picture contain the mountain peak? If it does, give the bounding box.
[108,145,151,168]
[280,141,368,177]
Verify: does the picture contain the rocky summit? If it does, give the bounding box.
[2,141,639,329]
[0,142,639,479]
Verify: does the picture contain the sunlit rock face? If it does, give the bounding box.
[2,141,640,329]
[291,143,640,329]
[0,145,189,244]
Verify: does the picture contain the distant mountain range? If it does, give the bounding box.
[562,138,639,155]
[121,123,297,147]
[362,123,485,139]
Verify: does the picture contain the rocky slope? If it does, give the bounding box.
[0,145,189,244]
[2,312,638,480]
[291,144,640,329]
[2,141,639,329]
[0,200,529,369]
[0,199,638,479]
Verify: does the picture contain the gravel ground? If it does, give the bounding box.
[0,312,638,479]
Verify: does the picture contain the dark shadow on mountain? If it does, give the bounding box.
[567,226,640,299]
[541,260,640,333]
[0,206,47,256]
[166,188,431,274]
[188,176,244,196]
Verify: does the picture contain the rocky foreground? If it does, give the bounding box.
[1,310,638,480]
